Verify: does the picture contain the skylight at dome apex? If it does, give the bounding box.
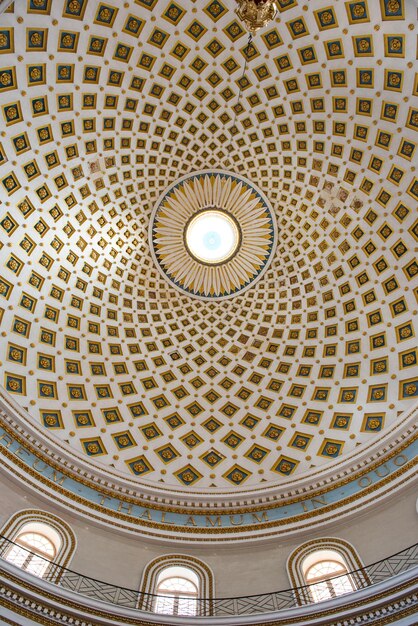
[0,0,416,491]
[186,211,238,263]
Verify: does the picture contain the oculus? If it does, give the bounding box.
[185,209,240,265]
[149,170,277,300]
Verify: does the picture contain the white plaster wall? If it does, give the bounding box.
[0,471,416,597]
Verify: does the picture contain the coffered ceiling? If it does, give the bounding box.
[0,0,416,490]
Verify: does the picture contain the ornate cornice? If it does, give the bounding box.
[0,390,416,542]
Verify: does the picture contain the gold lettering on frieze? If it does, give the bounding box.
[251,511,269,523]
[33,459,49,472]
[139,509,152,521]
[98,494,111,506]
[51,470,66,485]
[300,496,327,512]
[14,446,28,458]
[0,433,13,448]
[311,496,327,509]
[375,463,390,478]
[0,410,413,535]
[206,515,222,527]
[117,501,133,515]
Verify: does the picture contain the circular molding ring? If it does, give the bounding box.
[0,390,416,543]
[149,170,277,300]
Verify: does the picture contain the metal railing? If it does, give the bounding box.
[0,535,417,617]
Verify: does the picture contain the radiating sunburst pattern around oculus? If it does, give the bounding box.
[150,171,277,300]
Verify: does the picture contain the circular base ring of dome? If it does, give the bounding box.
[0,391,416,543]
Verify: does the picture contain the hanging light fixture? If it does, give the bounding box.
[227,0,277,144]
[235,0,277,34]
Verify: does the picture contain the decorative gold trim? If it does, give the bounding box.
[150,170,277,300]
[2,383,416,502]
[1,414,415,518]
[0,437,416,541]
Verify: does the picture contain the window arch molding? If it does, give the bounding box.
[139,554,214,615]
[1,509,76,581]
[287,537,368,605]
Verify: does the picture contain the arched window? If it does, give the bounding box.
[287,538,368,605]
[154,565,199,615]
[140,555,214,616]
[5,523,59,578]
[303,551,356,602]
[0,510,76,582]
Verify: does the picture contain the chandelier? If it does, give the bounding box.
[235,0,277,34]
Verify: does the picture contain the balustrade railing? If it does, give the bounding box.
[0,535,417,617]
